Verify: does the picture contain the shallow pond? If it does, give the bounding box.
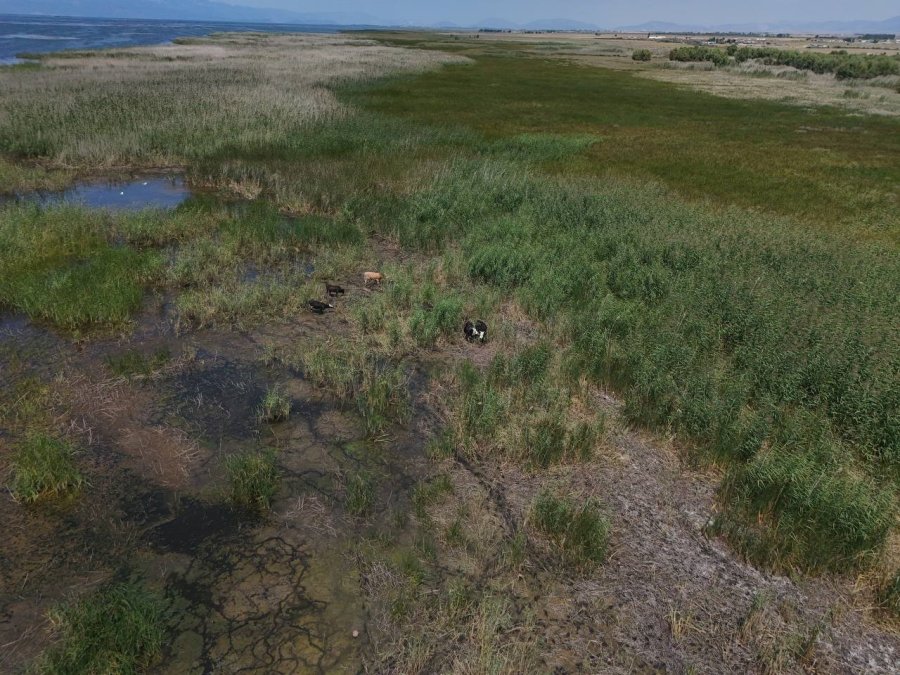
[24,175,191,210]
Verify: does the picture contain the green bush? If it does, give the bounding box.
[532,491,610,566]
[35,581,166,674]
[10,434,84,503]
[632,49,652,62]
[670,44,900,80]
[669,46,730,66]
[225,449,280,512]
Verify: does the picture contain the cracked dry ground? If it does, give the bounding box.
[1,294,898,674]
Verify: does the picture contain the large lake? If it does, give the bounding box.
[0,13,341,63]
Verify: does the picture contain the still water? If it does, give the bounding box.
[0,13,338,64]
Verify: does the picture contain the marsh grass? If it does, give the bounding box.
[0,35,465,168]
[878,571,900,617]
[257,385,291,423]
[344,471,376,516]
[10,433,84,503]
[412,475,453,521]
[531,491,610,567]
[0,156,70,194]
[351,49,900,235]
[35,581,166,674]
[297,341,410,436]
[718,450,895,571]
[225,449,280,512]
[106,348,171,378]
[353,161,898,569]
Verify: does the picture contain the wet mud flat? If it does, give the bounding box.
[0,295,437,673]
[2,182,899,674]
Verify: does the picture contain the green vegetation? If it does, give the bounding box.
[34,581,166,674]
[531,491,610,567]
[258,385,291,423]
[106,348,171,378]
[351,51,900,235]
[670,45,900,80]
[0,205,161,329]
[0,156,70,194]
[344,471,376,516]
[731,45,900,80]
[412,474,453,520]
[348,159,898,570]
[632,49,652,62]
[718,449,895,570]
[878,571,900,617]
[297,342,410,436]
[10,433,84,503]
[225,449,280,512]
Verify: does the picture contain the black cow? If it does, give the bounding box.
[308,300,335,314]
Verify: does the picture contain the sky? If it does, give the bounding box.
[232,0,900,26]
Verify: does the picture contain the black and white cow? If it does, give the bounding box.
[464,320,488,343]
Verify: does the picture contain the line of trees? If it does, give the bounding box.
[668,45,900,79]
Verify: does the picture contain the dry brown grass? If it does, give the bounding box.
[641,62,900,116]
[0,33,467,168]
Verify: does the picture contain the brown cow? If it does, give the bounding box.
[363,271,383,287]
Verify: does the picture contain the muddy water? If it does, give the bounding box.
[0,300,433,673]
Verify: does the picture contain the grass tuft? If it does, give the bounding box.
[344,471,376,517]
[35,581,166,675]
[225,449,280,512]
[10,434,84,503]
[531,491,610,567]
[258,385,291,423]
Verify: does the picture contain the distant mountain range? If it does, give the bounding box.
[615,17,900,34]
[2,0,898,35]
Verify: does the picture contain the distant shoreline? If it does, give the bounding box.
[0,13,348,62]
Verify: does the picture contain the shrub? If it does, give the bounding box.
[531,491,610,566]
[669,46,730,66]
[35,581,166,674]
[225,449,280,512]
[10,434,84,503]
[632,49,652,62]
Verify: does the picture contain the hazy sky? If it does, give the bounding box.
[233,0,899,25]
